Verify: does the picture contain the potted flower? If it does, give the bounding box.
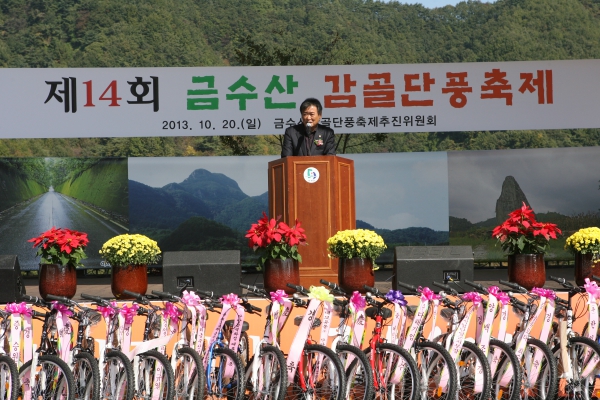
[99,234,161,299]
[245,212,307,294]
[327,229,387,293]
[565,227,600,285]
[492,202,562,289]
[28,227,89,300]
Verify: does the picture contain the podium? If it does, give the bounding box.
[268,156,355,286]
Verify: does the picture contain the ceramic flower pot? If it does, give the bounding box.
[508,253,545,290]
[111,264,147,299]
[263,258,300,295]
[338,257,374,294]
[574,252,600,286]
[39,263,77,300]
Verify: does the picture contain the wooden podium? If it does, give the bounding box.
[268,156,356,286]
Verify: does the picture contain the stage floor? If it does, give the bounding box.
[21,266,574,300]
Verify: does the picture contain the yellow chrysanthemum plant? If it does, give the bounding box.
[99,234,162,267]
[327,229,387,268]
[565,227,600,262]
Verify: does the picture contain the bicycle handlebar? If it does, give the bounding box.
[396,281,418,293]
[239,283,268,297]
[122,290,149,304]
[463,279,489,295]
[432,281,459,296]
[286,283,309,295]
[45,294,75,306]
[151,290,180,302]
[499,280,528,294]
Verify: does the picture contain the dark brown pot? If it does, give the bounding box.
[575,252,600,286]
[508,254,545,290]
[39,263,77,300]
[111,264,148,299]
[263,258,300,295]
[338,257,375,294]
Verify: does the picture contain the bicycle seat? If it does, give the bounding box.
[407,306,417,316]
[224,320,249,332]
[365,307,392,319]
[440,308,454,321]
[293,316,321,329]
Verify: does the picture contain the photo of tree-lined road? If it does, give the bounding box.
[0,158,128,270]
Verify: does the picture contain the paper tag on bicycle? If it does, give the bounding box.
[402,300,429,351]
[9,314,21,365]
[194,305,207,354]
[427,299,439,341]
[480,295,498,356]
[203,303,232,369]
[587,301,598,342]
[225,305,246,378]
[319,302,333,346]
[286,298,321,382]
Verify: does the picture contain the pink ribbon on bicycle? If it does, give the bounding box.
[462,292,482,305]
[119,304,138,355]
[488,286,510,305]
[270,290,287,303]
[182,290,201,306]
[531,287,556,299]
[584,278,600,301]
[6,302,33,366]
[348,292,367,348]
[51,302,73,363]
[269,291,292,343]
[181,291,207,352]
[419,286,441,301]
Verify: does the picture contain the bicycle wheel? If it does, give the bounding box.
[456,341,491,400]
[174,347,205,400]
[0,354,18,400]
[205,347,244,400]
[337,343,374,400]
[73,351,100,400]
[19,354,75,400]
[552,336,600,400]
[364,342,420,400]
[414,340,458,400]
[238,332,250,369]
[522,338,558,400]
[135,350,175,400]
[488,338,521,400]
[103,350,134,400]
[245,344,287,400]
[288,343,346,400]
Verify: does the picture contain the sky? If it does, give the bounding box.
[448,146,600,223]
[128,152,450,231]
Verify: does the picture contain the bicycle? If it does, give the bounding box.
[45,294,103,400]
[17,294,75,400]
[285,283,347,400]
[460,280,522,400]
[429,282,492,400]
[319,280,375,400]
[150,289,206,400]
[81,293,135,400]
[547,275,600,399]
[121,290,176,400]
[498,279,559,400]
[361,284,420,400]
[395,280,459,400]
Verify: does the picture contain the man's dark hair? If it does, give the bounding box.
[300,98,323,115]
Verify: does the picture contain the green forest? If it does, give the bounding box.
[1,0,600,156]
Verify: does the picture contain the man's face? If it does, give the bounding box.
[301,105,321,130]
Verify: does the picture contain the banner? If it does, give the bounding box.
[1,59,599,138]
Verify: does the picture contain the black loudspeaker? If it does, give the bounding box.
[0,255,26,302]
[162,251,241,297]
[393,246,474,293]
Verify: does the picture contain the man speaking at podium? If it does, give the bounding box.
[281,98,336,157]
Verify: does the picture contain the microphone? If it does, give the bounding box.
[305,122,312,136]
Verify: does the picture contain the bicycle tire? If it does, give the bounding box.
[552,335,600,400]
[103,350,134,400]
[0,354,18,400]
[135,349,175,400]
[488,338,521,400]
[414,340,458,400]
[205,346,244,400]
[336,343,374,400]
[245,344,287,400]
[19,354,75,400]
[287,343,346,400]
[364,342,420,400]
[174,346,205,400]
[457,341,491,400]
[238,332,250,369]
[73,351,100,400]
[522,337,558,400]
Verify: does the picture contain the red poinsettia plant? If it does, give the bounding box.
[245,212,307,267]
[28,227,89,267]
[492,202,562,255]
